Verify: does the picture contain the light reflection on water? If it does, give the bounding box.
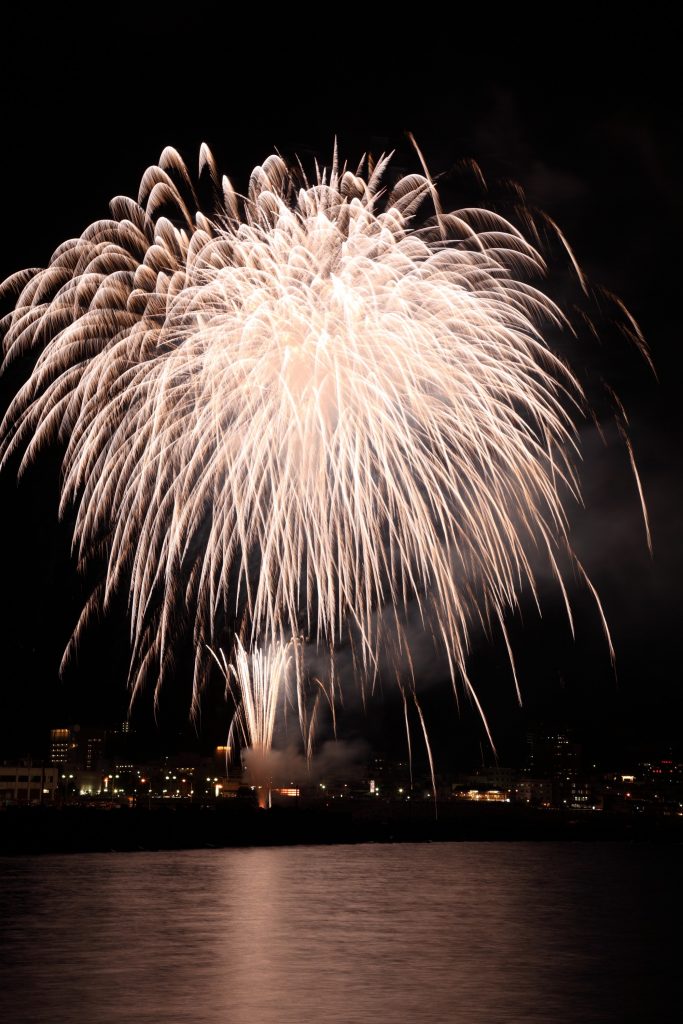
[0,843,678,1023]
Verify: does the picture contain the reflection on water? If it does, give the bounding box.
[0,843,678,1023]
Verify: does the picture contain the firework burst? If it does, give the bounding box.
[0,142,646,765]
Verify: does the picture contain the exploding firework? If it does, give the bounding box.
[0,142,647,770]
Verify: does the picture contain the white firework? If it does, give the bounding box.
[0,142,646,761]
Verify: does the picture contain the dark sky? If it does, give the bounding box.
[0,12,680,767]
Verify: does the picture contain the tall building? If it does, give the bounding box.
[526,731,581,776]
[50,728,78,765]
[105,722,135,766]
[80,728,106,770]
[50,726,106,769]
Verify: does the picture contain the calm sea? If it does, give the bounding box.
[0,843,679,1023]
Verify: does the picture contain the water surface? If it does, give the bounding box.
[0,843,678,1023]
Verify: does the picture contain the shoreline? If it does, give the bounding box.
[2,802,682,855]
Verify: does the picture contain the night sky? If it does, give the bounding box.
[0,12,680,768]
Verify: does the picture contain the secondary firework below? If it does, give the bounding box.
[0,142,648,779]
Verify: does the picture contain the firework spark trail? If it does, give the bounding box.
[0,143,642,767]
[210,638,294,803]
[210,636,330,798]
